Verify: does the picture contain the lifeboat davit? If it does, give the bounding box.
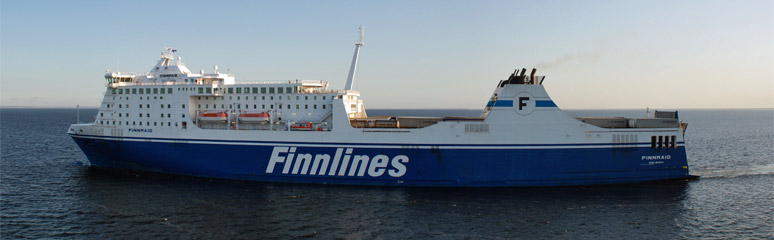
[238,112,270,122]
[198,112,228,122]
[290,122,314,131]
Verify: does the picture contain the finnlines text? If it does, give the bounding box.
[266,147,409,177]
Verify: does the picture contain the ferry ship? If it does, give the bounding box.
[68,28,695,187]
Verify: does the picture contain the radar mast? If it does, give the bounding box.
[344,26,364,91]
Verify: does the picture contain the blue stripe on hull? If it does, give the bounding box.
[71,136,692,187]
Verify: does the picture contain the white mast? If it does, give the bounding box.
[344,26,364,91]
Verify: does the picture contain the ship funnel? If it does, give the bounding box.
[530,68,537,84]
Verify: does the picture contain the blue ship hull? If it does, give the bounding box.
[71,135,694,187]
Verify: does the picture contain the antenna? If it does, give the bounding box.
[357,25,364,45]
[344,26,364,91]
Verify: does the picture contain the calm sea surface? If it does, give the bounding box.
[1,108,772,239]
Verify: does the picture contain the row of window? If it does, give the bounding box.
[196,103,328,110]
[112,88,174,95]
[113,113,183,118]
[200,86,297,94]
[110,86,306,95]
[651,136,677,148]
[197,95,328,101]
[99,120,182,127]
[114,96,163,101]
[113,104,185,109]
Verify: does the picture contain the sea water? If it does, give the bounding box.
[1,108,772,239]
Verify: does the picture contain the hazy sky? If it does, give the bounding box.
[1,0,772,109]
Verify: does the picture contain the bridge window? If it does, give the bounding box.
[252,87,258,94]
[236,88,242,94]
[228,88,233,94]
[168,88,172,94]
[278,88,284,94]
[153,88,158,94]
[182,104,185,108]
[287,87,292,93]
[269,88,275,94]
[244,87,249,93]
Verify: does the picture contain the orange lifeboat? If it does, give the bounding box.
[290,122,313,131]
[198,112,228,122]
[238,112,270,122]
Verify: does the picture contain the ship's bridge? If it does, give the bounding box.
[105,48,235,88]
